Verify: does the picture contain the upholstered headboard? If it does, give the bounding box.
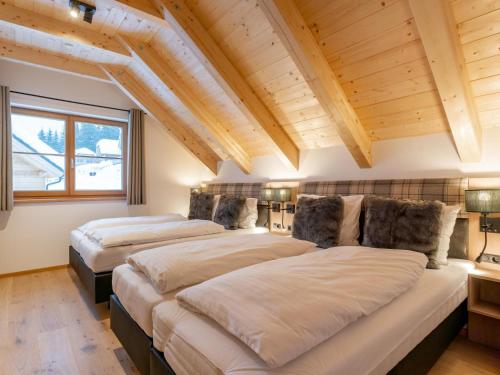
[299,178,469,216]
[298,178,470,259]
[204,182,268,227]
[204,183,264,199]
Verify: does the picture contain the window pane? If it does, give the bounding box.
[13,154,66,191]
[75,122,123,157]
[12,114,66,154]
[75,156,123,191]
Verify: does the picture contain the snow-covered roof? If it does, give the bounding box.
[12,124,65,172]
[96,139,121,156]
[76,147,95,156]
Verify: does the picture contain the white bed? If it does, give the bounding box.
[151,258,472,375]
[71,227,268,273]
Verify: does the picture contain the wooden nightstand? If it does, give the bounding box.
[468,268,500,349]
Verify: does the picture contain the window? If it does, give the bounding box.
[12,108,127,200]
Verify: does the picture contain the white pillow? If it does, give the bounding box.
[436,205,460,265]
[238,198,259,229]
[297,194,364,246]
[212,195,221,221]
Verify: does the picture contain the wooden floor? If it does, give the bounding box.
[0,267,498,375]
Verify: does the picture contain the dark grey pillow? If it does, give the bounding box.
[362,196,444,269]
[188,192,214,220]
[214,195,246,230]
[292,196,344,249]
[448,218,469,259]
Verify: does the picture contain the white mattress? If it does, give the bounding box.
[113,264,172,337]
[152,259,472,375]
[71,227,268,273]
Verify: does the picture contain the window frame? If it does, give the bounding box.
[12,107,128,201]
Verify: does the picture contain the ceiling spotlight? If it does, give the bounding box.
[68,0,96,24]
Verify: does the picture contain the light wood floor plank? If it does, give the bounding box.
[0,268,498,375]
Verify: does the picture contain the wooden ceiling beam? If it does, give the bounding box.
[101,64,220,174]
[0,2,129,59]
[104,0,170,28]
[0,39,110,82]
[260,0,372,168]
[119,35,253,174]
[151,0,300,170]
[409,0,482,162]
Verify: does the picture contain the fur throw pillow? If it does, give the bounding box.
[362,196,444,269]
[188,192,214,220]
[214,195,246,230]
[292,196,344,248]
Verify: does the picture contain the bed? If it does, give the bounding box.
[70,182,268,303]
[110,234,316,375]
[150,258,472,375]
[143,178,473,375]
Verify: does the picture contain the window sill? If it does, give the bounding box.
[14,196,127,204]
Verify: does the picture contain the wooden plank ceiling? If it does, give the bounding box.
[0,0,498,173]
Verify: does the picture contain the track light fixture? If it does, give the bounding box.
[68,0,96,24]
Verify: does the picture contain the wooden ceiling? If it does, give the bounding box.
[0,0,498,174]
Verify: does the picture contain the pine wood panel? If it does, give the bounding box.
[451,0,500,139]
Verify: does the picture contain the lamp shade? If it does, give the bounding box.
[261,188,274,201]
[273,188,291,202]
[465,189,500,213]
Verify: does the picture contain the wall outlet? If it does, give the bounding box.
[481,253,500,264]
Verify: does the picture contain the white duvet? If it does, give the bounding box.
[177,246,427,368]
[87,219,224,248]
[79,214,186,235]
[128,234,316,294]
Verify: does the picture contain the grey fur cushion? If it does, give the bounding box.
[214,195,246,230]
[188,192,214,220]
[292,196,344,249]
[362,196,444,269]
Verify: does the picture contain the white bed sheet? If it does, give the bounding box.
[71,227,268,273]
[152,259,472,375]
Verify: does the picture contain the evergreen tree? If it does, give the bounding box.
[38,129,46,143]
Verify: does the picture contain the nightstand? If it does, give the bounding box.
[468,268,500,349]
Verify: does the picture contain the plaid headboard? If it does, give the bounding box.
[204,183,264,200]
[298,178,470,216]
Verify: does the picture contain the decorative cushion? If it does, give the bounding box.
[292,196,344,249]
[214,195,247,230]
[212,194,221,220]
[188,192,214,220]
[238,198,259,229]
[297,194,364,246]
[362,196,444,269]
[436,205,461,265]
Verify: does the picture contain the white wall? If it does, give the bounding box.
[0,60,213,274]
[215,128,500,182]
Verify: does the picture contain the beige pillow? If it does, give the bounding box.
[297,194,364,246]
[436,205,460,265]
[212,195,221,221]
[238,198,259,229]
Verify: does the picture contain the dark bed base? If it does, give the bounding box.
[69,246,113,304]
[147,300,468,375]
[110,294,153,375]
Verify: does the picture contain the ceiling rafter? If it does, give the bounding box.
[409,0,482,162]
[144,0,300,170]
[119,35,253,174]
[0,39,110,82]
[0,2,130,60]
[259,0,372,167]
[104,0,165,22]
[101,64,221,174]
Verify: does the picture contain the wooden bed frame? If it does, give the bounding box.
[111,292,468,375]
[69,245,113,304]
